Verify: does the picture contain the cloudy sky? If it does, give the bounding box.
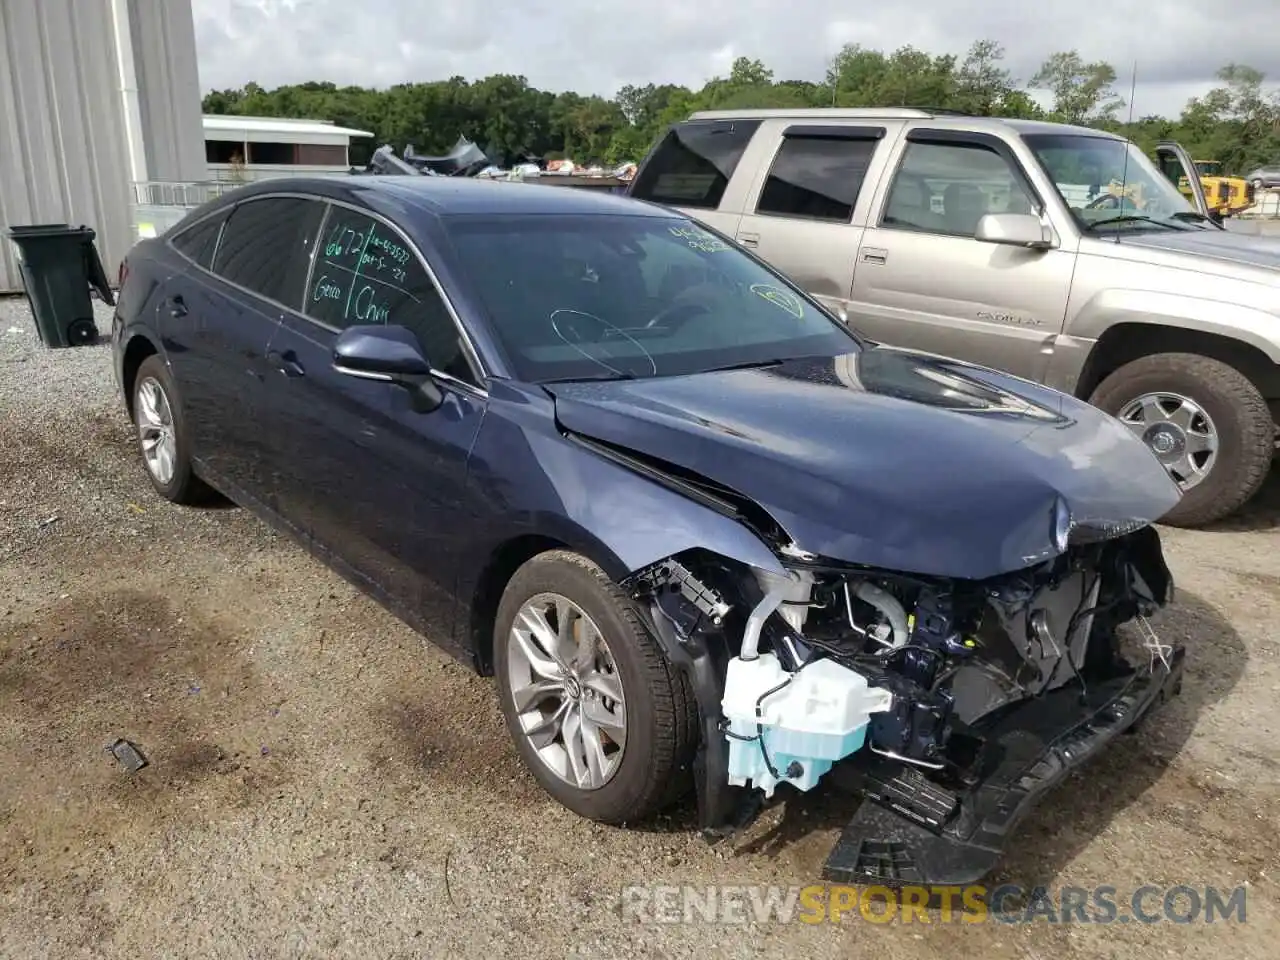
[191,0,1278,119]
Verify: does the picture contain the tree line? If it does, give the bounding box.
[201,41,1280,174]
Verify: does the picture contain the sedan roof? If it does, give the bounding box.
[224,174,673,220]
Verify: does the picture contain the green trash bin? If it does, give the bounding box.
[6,223,116,348]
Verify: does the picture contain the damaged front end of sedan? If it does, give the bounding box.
[622,520,1184,887]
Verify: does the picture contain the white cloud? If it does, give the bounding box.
[192,0,1279,118]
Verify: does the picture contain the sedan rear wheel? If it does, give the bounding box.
[131,355,210,504]
[493,550,697,824]
[136,376,178,487]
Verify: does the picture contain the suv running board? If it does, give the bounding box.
[823,644,1187,887]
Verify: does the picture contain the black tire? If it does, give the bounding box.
[131,355,211,505]
[66,318,100,346]
[1089,353,1274,527]
[493,550,698,824]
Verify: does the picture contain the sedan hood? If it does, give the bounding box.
[1119,228,1280,271]
[545,347,1181,579]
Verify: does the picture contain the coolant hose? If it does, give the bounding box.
[741,571,794,660]
[854,582,908,650]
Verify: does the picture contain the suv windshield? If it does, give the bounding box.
[445,213,859,382]
[1022,133,1201,231]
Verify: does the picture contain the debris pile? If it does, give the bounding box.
[357,138,637,190]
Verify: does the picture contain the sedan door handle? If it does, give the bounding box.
[267,350,305,378]
[168,295,188,318]
[861,247,888,265]
[737,232,760,247]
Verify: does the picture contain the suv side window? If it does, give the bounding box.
[170,209,229,268]
[630,120,761,209]
[882,140,1039,238]
[305,205,474,384]
[756,134,878,222]
[213,196,325,307]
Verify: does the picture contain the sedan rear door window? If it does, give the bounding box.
[212,196,325,308]
[305,206,474,383]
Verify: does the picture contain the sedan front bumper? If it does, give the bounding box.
[822,643,1187,887]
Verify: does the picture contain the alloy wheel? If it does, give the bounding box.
[135,376,177,486]
[506,592,627,790]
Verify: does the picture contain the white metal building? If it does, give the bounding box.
[0,0,206,292]
[203,115,373,180]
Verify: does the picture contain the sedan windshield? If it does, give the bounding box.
[1022,133,1203,232]
[444,213,859,382]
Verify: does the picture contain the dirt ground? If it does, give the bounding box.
[1,304,1278,958]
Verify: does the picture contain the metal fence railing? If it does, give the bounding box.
[131,180,245,207]
[130,180,248,240]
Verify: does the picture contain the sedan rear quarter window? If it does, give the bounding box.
[170,209,228,269]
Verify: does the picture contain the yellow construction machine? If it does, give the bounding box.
[1177,160,1254,217]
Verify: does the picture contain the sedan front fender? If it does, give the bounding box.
[462,406,787,585]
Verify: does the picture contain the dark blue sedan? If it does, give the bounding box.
[112,177,1186,885]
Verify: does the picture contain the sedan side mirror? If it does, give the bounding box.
[974,213,1053,250]
[333,324,444,413]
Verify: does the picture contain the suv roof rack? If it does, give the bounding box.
[686,106,985,122]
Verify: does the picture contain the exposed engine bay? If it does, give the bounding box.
[626,523,1180,881]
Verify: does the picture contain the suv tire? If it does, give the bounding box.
[1090,353,1273,527]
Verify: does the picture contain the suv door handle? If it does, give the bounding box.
[168,295,188,318]
[267,350,305,378]
[861,247,888,265]
[737,232,760,247]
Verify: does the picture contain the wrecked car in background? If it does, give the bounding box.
[357,139,637,189]
[111,175,1186,886]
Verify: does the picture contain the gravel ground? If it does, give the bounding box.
[1,295,1278,959]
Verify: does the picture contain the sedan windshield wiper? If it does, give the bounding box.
[701,358,786,374]
[538,370,637,384]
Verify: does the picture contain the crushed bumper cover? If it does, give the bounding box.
[822,644,1186,887]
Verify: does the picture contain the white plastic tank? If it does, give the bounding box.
[721,653,893,797]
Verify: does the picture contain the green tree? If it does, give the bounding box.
[1031,51,1125,123]
[953,40,1015,115]
[198,46,1280,177]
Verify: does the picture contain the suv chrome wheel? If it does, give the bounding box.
[506,592,626,790]
[1117,391,1219,492]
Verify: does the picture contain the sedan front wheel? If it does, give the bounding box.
[493,550,697,824]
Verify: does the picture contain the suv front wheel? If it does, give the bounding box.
[1090,353,1274,526]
